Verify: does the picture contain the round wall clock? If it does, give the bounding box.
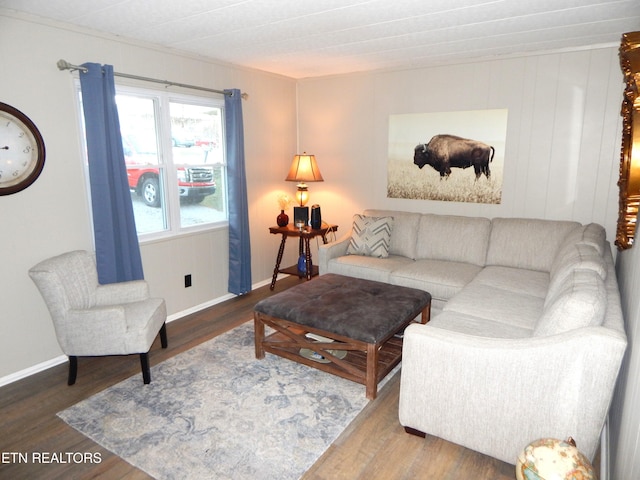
[0,101,46,195]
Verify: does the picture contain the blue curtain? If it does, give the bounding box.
[224,89,252,295]
[79,63,144,284]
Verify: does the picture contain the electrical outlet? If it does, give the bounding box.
[184,274,192,288]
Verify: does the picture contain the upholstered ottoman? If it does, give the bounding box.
[254,273,431,399]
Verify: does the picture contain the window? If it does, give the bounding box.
[79,84,227,240]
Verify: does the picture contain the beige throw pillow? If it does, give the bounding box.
[347,215,394,258]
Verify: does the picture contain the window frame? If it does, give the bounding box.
[76,80,229,243]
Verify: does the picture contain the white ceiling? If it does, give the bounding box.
[2,0,639,79]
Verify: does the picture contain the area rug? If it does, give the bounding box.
[58,322,394,479]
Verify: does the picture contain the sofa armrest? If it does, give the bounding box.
[398,323,626,464]
[318,232,351,274]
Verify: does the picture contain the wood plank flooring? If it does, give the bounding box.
[0,276,515,479]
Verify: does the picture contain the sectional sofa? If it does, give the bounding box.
[318,209,627,465]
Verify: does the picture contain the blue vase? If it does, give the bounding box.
[297,254,307,275]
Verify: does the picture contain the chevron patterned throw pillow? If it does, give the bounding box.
[347,214,394,258]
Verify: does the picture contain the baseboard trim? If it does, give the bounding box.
[0,355,68,388]
[0,276,280,387]
[166,276,275,322]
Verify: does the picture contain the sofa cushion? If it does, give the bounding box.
[561,223,607,255]
[327,254,414,284]
[390,259,482,304]
[471,266,549,299]
[364,209,421,259]
[548,244,606,301]
[429,311,534,339]
[415,214,491,266]
[535,269,606,336]
[443,283,544,330]
[346,214,394,258]
[486,218,580,272]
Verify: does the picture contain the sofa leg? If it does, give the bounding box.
[404,426,426,438]
[160,323,168,349]
[67,356,78,386]
[140,353,151,384]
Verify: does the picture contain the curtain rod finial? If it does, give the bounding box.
[57,59,71,71]
[57,59,88,73]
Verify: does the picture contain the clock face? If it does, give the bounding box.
[0,102,45,195]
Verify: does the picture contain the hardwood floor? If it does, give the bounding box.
[303,369,514,480]
[0,276,515,480]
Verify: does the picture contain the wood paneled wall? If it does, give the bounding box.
[612,248,640,479]
[297,47,623,243]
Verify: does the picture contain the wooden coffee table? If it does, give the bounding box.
[253,274,431,399]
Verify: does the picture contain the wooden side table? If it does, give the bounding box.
[269,224,338,290]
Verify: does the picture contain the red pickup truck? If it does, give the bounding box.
[123,137,216,207]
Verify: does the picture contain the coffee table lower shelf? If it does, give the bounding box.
[254,314,405,400]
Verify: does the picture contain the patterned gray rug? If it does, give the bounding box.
[58,322,390,479]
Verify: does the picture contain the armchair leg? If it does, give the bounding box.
[160,323,168,349]
[68,356,78,385]
[140,353,151,384]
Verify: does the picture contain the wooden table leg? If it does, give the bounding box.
[365,342,379,400]
[254,314,265,359]
[270,234,288,290]
[297,236,305,278]
[304,237,313,281]
[421,300,431,324]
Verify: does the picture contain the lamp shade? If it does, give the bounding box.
[285,153,324,183]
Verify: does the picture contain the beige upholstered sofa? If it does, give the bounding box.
[318,209,627,465]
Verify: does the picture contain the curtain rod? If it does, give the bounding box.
[56,59,247,99]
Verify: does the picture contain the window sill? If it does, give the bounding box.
[138,221,229,245]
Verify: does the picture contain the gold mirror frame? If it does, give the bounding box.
[616,31,640,250]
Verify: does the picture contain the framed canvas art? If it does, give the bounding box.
[387,109,508,204]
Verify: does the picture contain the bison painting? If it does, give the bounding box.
[414,134,495,180]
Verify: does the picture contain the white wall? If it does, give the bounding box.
[296,48,623,241]
[0,11,298,380]
[612,247,640,479]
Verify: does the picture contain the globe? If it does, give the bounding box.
[516,437,596,480]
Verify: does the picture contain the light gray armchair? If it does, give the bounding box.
[29,250,167,385]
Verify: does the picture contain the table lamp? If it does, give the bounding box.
[286,152,323,226]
